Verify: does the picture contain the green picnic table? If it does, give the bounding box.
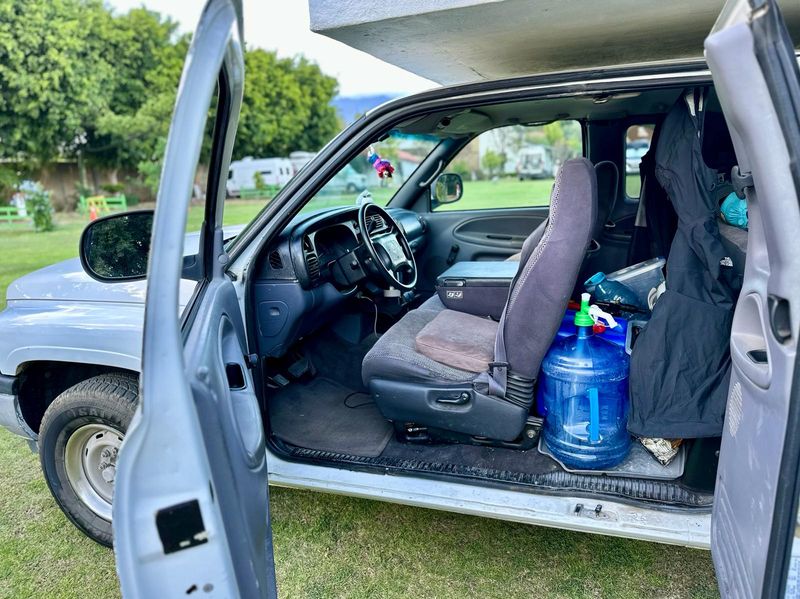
[78,194,128,216]
[0,205,31,228]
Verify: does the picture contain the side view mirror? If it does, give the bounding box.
[79,210,154,282]
[432,172,463,205]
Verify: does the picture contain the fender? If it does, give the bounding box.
[0,300,145,375]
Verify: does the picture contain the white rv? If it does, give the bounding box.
[226,157,294,196]
[517,145,555,179]
[289,150,316,174]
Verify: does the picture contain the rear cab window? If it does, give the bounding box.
[433,121,583,211]
[625,124,655,198]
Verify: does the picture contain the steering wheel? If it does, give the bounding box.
[358,202,417,291]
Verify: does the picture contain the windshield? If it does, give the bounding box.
[301,131,439,214]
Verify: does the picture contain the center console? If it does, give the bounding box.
[435,261,518,320]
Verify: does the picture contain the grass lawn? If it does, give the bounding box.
[435,177,553,211]
[0,206,718,598]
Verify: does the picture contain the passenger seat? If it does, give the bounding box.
[506,161,620,279]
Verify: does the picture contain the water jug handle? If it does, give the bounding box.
[587,387,600,443]
[588,305,619,329]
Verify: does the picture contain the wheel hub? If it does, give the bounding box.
[64,424,123,521]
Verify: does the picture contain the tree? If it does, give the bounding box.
[82,9,188,174]
[235,50,340,159]
[489,127,523,165]
[0,0,114,163]
[481,149,505,178]
[0,2,342,199]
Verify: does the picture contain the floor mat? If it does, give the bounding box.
[268,377,393,457]
[380,436,561,477]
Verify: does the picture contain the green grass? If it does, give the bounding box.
[0,205,718,598]
[625,174,642,199]
[435,178,554,212]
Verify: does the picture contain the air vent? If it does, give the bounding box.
[268,250,283,270]
[302,236,320,284]
[365,213,386,232]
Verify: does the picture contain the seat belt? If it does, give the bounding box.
[474,305,509,399]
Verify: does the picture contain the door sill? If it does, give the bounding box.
[270,437,713,512]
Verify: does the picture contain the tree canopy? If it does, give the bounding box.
[0,0,113,162]
[236,50,339,160]
[0,0,341,183]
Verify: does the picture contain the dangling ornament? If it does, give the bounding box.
[367,146,394,179]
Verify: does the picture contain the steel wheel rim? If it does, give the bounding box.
[64,424,123,521]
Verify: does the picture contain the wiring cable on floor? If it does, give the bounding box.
[357,294,379,337]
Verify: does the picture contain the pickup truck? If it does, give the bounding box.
[3,1,800,596]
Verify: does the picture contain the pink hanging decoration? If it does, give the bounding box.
[368,148,394,179]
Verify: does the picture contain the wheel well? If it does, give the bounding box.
[16,362,139,433]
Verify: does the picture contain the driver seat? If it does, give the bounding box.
[362,158,597,441]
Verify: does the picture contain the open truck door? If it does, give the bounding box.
[111,0,278,596]
[705,0,800,596]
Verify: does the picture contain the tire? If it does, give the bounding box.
[38,373,139,547]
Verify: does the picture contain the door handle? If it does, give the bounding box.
[731,293,771,389]
[747,349,768,364]
[486,234,513,241]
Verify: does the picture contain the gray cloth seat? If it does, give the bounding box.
[505,160,617,262]
[362,158,597,441]
[415,308,498,373]
[362,295,478,385]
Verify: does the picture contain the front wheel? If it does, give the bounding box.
[39,373,138,546]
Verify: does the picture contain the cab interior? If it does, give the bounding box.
[244,81,744,510]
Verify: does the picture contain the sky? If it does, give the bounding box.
[106,0,436,97]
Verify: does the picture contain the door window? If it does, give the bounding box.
[433,121,582,211]
[625,124,654,198]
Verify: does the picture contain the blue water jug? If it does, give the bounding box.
[538,294,631,469]
[585,272,643,309]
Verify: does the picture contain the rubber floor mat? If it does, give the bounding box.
[269,377,393,457]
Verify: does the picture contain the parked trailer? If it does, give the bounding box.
[227,157,294,196]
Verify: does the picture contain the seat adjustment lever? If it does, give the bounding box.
[436,392,471,405]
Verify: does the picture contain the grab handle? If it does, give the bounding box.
[587,387,600,443]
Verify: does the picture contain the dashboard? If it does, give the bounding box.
[251,206,427,357]
[255,206,426,289]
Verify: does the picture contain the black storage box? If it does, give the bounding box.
[435,261,518,320]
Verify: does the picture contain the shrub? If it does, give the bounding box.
[253,171,267,191]
[25,190,55,232]
[0,166,19,204]
[100,182,125,194]
[449,160,472,179]
[481,150,505,177]
[75,182,93,198]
